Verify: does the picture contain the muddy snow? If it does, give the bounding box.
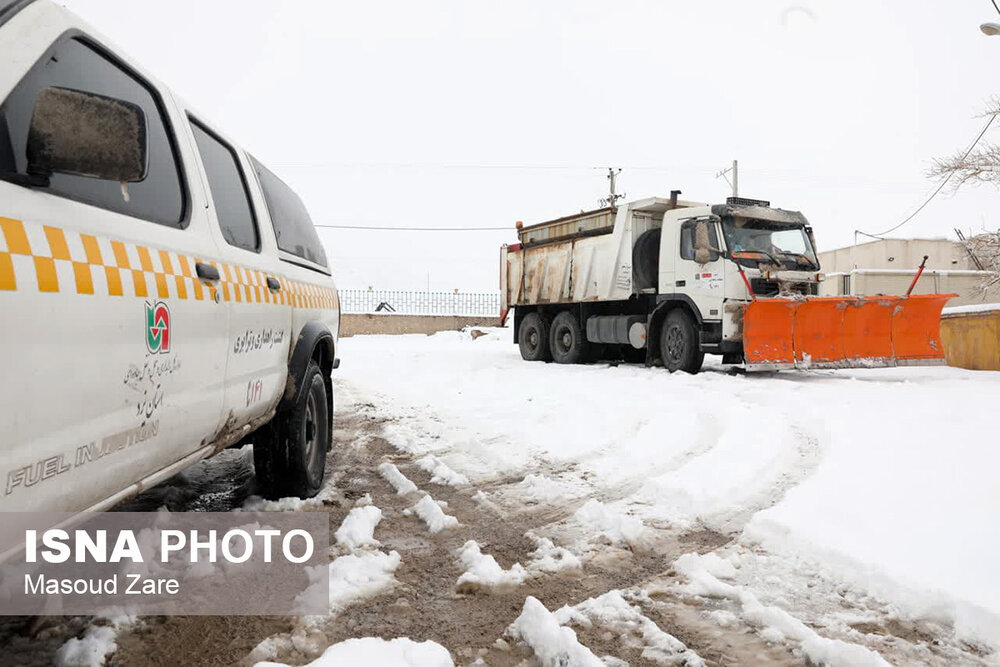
[3,327,998,666]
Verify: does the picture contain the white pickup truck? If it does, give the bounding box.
[0,0,340,512]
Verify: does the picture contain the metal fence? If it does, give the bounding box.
[339,289,501,317]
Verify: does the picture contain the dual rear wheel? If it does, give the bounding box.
[519,308,703,374]
[518,311,590,364]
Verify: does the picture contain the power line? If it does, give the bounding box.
[272,162,702,173]
[856,112,998,241]
[314,223,510,231]
[992,0,1000,16]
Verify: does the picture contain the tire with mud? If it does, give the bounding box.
[518,312,551,362]
[659,309,704,374]
[550,311,591,364]
[254,359,330,499]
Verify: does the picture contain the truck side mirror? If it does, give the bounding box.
[26,87,147,183]
[693,221,718,264]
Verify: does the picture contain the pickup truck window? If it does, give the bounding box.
[190,119,259,252]
[0,37,186,227]
[250,156,328,269]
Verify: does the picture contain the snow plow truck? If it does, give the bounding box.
[500,193,954,373]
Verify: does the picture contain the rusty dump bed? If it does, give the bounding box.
[742,294,955,371]
[517,207,616,246]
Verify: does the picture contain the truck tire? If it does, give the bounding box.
[550,311,590,364]
[253,359,330,499]
[518,312,551,361]
[660,310,704,374]
[633,228,661,290]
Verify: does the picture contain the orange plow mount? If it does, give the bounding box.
[741,294,955,371]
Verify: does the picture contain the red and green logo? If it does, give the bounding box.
[145,301,171,354]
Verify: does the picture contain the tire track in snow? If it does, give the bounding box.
[703,424,824,534]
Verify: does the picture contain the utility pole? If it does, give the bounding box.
[600,168,625,209]
[716,160,738,197]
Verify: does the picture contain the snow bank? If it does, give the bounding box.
[334,505,383,550]
[55,617,135,667]
[56,626,119,667]
[675,553,889,666]
[556,590,704,666]
[378,462,418,495]
[572,499,647,547]
[406,494,459,533]
[526,535,582,574]
[508,596,603,667]
[455,540,528,593]
[415,455,469,486]
[329,550,401,611]
[942,302,1000,315]
[255,637,452,667]
[515,473,586,504]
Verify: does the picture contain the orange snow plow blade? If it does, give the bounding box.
[742,294,955,371]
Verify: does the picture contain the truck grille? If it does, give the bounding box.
[751,279,817,296]
[750,278,779,296]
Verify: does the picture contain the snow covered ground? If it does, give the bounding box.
[37,325,999,666]
[338,328,1000,653]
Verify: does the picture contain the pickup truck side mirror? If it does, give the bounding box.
[26,87,147,183]
[693,220,719,264]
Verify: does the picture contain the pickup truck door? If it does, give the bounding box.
[674,217,727,321]
[185,118,291,434]
[0,20,228,512]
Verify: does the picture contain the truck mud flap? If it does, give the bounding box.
[742,294,955,370]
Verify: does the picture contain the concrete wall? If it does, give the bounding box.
[941,307,1000,371]
[341,314,501,337]
[818,238,972,273]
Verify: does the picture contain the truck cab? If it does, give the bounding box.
[653,199,822,363]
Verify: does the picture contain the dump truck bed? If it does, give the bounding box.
[502,197,701,310]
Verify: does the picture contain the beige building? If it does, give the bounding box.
[818,238,973,273]
[817,238,998,307]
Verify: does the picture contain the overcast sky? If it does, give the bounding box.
[60,0,1000,291]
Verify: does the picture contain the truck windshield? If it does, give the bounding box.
[721,217,819,270]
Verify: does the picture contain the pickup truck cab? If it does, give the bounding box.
[0,0,340,512]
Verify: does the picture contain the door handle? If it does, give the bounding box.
[675,280,686,287]
[266,276,281,291]
[196,262,220,281]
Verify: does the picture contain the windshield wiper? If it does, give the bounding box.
[775,251,818,269]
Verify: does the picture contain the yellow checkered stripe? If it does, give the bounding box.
[0,217,338,310]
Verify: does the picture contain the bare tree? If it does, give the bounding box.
[928,98,1000,187]
[963,232,1000,292]
[929,99,1000,291]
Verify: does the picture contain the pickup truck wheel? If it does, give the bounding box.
[660,310,704,374]
[253,360,329,499]
[518,312,551,361]
[550,311,590,364]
